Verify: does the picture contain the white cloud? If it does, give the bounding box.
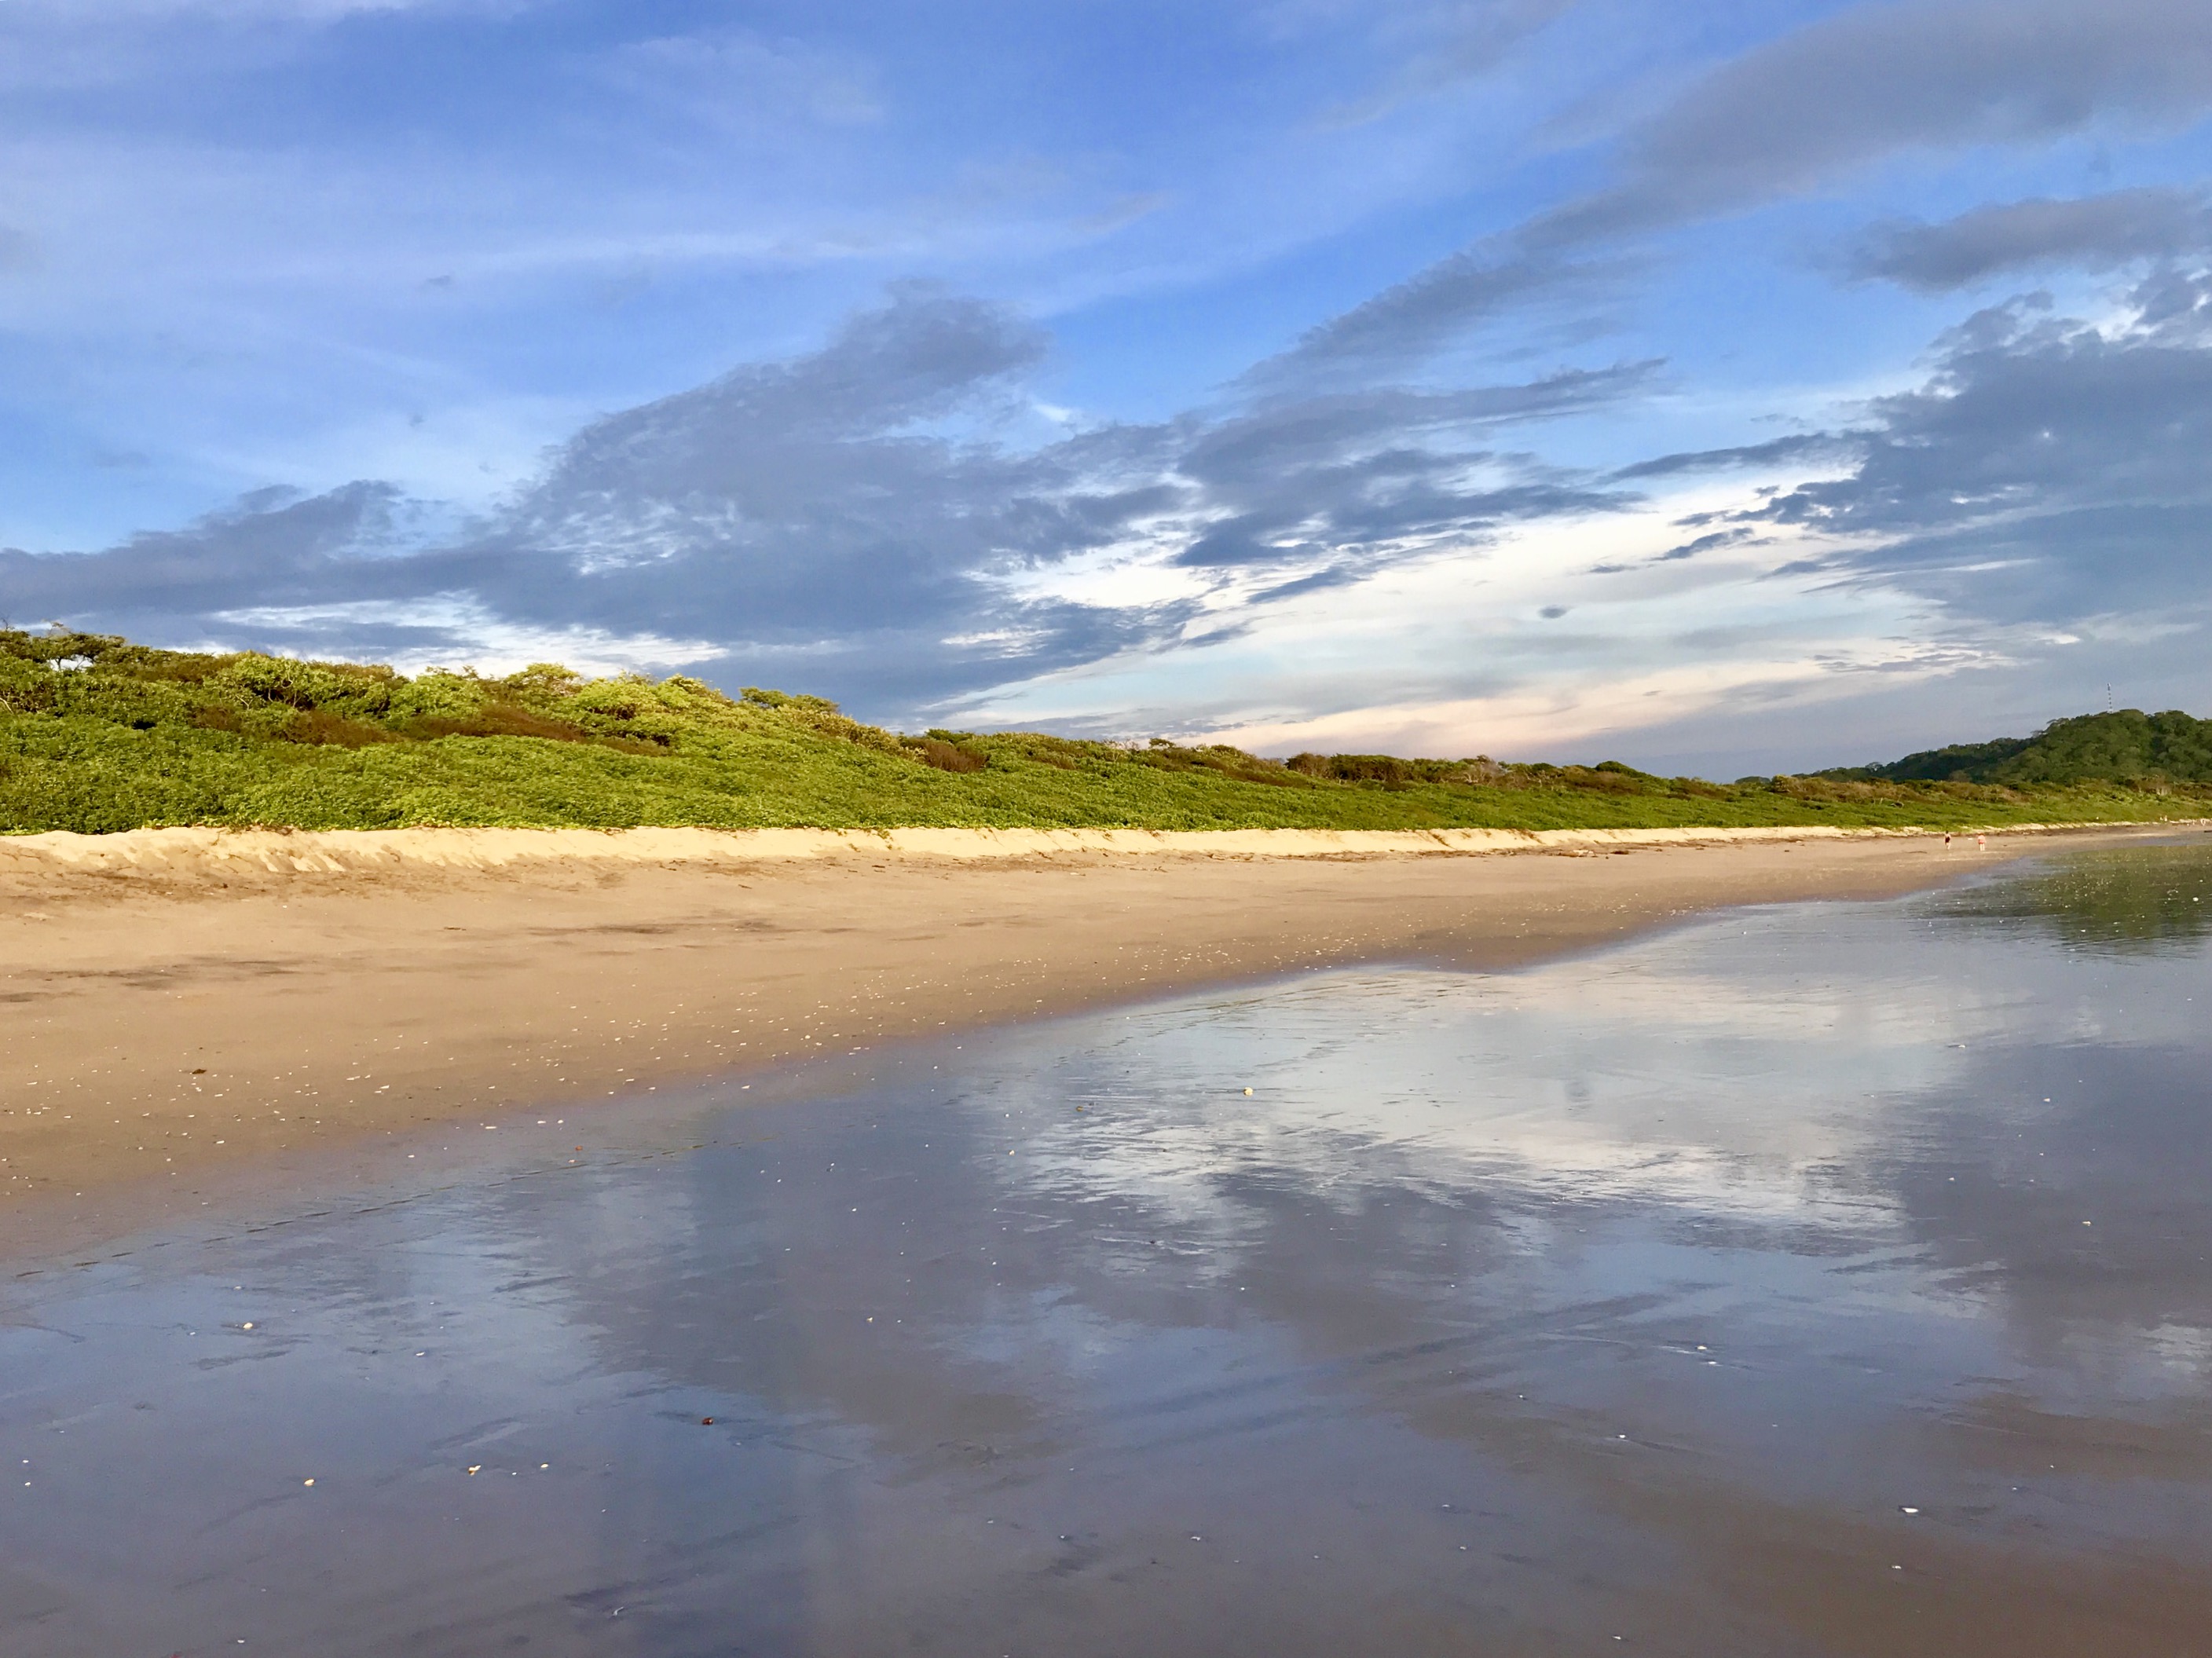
[956,474,1978,756]
[208,597,721,678]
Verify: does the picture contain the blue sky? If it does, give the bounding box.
[4,0,2211,772]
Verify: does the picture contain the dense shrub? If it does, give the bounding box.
[906,737,987,774]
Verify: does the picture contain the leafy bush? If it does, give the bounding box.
[906,737,987,774]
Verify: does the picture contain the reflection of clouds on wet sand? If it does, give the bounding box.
[980,859,2211,1265]
[990,950,1966,1235]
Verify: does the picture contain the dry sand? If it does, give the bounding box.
[1,820,2196,1256]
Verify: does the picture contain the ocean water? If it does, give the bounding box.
[2,843,2210,1656]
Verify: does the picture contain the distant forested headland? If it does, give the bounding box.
[1826,710,2212,789]
[2,628,2205,836]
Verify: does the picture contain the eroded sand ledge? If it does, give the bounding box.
[0,816,2141,884]
[2,819,2201,1260]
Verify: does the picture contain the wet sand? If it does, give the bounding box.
[0,822,2198,1258]
[2,843,2209,1656]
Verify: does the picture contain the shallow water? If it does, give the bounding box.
[4,844,2210,1656]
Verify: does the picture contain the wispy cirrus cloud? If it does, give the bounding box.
[1245,249,1640,385]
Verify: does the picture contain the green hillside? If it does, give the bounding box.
[1851,709,2212,788]
[2,629,2204,836]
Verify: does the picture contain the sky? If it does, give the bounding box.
[2,0,2210,774]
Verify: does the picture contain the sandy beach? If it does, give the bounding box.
[5,822,2212,1657]
[1,820,2197,1257]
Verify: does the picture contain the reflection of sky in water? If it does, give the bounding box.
[3,844,2210,1655]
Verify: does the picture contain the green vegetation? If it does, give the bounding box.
[3,628,2206,836]
[1841,708,2212,789]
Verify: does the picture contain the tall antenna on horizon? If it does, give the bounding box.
[2106,683,2114,712]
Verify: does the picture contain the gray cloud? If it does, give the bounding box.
[1752,278,2212,624]
[474,280,1057,636]
[1851,187,2212,290]
[0,482,414,631]
[1531,0,2212,248]
[2,287,1650,721]
[1654,525,1763,567]
[1168,366,1654,568]
[1609,431,1855,481]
